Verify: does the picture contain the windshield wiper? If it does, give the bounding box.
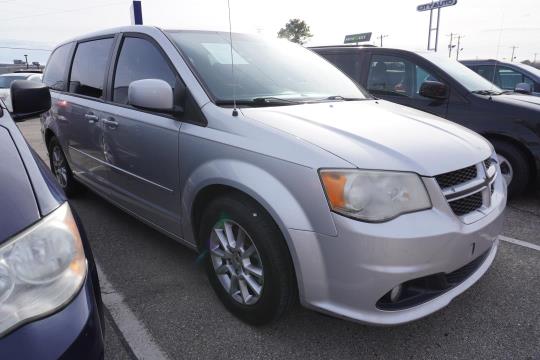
[216,97,302,107]
[311,95,366,102]
[471,90,504,96]
[251,97,302,105]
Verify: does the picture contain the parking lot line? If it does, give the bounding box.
[499,235,540,251]
[96,263,170,360]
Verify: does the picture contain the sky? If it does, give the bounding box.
[1,0,539,65]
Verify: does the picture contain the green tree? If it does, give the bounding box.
[277,18,313,45]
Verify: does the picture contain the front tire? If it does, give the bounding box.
[199,194,296,325]
[48,137,82,197]
[491,140,530,197]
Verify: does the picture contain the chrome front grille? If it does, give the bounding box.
[436,157,497,220]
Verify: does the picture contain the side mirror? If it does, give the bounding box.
[419,81,449,100]
[128,79,176,112]
[10,80,51,121]
[514,82,532,95]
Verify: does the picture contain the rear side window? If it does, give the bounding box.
[367,54,439,99]
[321,53,361,82]
[69,38,114,98]
[43,43,72,91]
[113,37,176,105]
[367,55,412,97]
[475,65,495,83]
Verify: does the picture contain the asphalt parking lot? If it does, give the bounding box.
[18,118,539,360]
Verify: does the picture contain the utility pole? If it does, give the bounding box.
[377,34,388,47]
[455,35,464,60]
[510,46,518,62]
[447,33,455,58]
[534,53,538,64]
[24,54,28,69]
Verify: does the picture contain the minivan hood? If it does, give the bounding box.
[242,100,492,176]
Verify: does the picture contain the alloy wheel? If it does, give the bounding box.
[209,219,264,305]
[52,145,68,188]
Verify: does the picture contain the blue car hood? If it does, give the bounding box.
[0,126,40,243]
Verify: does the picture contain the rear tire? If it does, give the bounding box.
[491,139,530,197]
[199,193,296,325]
[48,137,82,197]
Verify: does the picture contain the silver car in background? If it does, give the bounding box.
[41,26,506,325]
[0,72,42,112]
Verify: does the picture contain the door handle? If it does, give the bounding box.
[102,118,119,129]
[84,113,99,123]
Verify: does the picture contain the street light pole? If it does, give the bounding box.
[24,54,28,69]
[534,53,538,64]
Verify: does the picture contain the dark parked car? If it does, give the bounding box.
[311,46,540,196]
[0,80,104,359]
[461,59,540,96]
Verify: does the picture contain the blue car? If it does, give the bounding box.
[0,80,104,359]
[461,59,540,96]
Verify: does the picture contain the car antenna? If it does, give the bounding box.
[227,0,238,116]
[491,4,506,97]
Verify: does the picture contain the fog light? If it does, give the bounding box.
[390,285,402,302]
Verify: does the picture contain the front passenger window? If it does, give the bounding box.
[497,67,525,90]
[113,37,177,105]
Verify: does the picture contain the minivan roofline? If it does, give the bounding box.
[51,26,257,49]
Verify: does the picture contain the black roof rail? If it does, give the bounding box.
[309,44,377,49]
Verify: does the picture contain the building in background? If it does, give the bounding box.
[0,61,44,75]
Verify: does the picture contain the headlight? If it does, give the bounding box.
[319,169,431,222]
[0,203,86,337]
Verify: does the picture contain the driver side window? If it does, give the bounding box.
[367,54,439,99]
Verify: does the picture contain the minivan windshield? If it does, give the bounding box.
[512,62,540,79]
[0,75,27,89]
[167,31,369,105]
[419,52,503,93]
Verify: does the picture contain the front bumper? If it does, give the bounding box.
[0,275,104,360]
[289,170,506,325]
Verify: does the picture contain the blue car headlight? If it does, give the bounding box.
[0,203,86,337]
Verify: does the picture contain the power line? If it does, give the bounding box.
[0,46,52,52]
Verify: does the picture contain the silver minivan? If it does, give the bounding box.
[41,26,506,326]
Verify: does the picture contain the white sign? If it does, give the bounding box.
[417,0,457,12]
